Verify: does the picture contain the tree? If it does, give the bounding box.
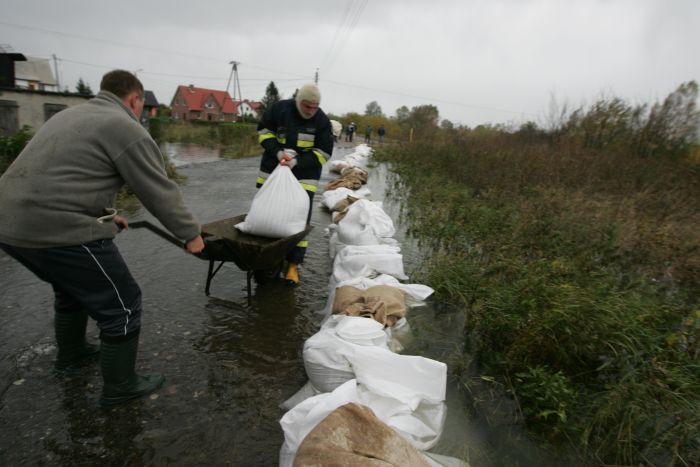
[260,81,281,113]
[440,119,454,130]
[395,105,410,123]
[75,78,92,95]
[365,101,383,117]
[407,104,439,129]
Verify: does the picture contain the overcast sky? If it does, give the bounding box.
[2,0,699,127]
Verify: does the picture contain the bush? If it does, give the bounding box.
[0,126,33,174]
[373,82,700,464]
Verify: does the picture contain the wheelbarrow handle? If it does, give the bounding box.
[128,221,185,249]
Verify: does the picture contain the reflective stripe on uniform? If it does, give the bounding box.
[258,129,276,144]
[299,178,318,193]
[297,133,315,148]
[296,240,308,248]
[311,148,329,165]
[258,172,318,193]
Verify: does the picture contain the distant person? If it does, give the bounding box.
[345,122,356,142]
[377,125,386,144]
[364,124,372,144]
[0,69,205,407]
[256,83,333,286]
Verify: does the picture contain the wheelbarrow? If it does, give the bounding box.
[130,214,312,297]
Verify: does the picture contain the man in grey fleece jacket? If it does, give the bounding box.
[0,69,204,406]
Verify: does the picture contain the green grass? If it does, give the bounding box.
[373,85,700,464]
[148,119,259,158]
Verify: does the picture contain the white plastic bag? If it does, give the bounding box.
[332,244,408,283]
[336,199,396,246]
[235,164,309,238]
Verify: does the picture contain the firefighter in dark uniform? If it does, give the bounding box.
[256,83,333,286]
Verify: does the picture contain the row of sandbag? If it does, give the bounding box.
[278,144,468,467]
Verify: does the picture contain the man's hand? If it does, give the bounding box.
[186,235,205,254]
[280,157,298,169]
[113,215,129,231]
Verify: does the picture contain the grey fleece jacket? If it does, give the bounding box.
[0,91,200,248]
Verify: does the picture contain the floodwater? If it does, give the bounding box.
[0,142,563,466]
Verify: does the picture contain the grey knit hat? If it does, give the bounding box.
[296,83,321,104]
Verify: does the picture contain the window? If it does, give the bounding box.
[0,100,19,136]
[44,103,67,121]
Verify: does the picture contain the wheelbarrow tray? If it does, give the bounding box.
[197,214,312,272]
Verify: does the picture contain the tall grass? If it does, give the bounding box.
[148,119,259,158]
[375,82,700,465]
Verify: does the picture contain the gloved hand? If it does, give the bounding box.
[277,149,298,162]
[280,157,298,169]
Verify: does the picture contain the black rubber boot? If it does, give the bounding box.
[100,332,164,407]
[54,310,100,370]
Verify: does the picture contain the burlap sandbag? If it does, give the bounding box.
[332,285,406,327]
[340,166,369,183]
[293,402,431,467]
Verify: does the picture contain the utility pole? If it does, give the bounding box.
[52,54,60,92]
[225,61,243,120]
[314,68,319,85]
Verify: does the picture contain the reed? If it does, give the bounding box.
[375,82,700,465]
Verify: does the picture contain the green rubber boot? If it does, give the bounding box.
[54,310,100,370]
[100,333,164,407]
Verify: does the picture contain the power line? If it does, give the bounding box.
[320,0,367,74]
[322,78,538,118]
[1,20,532,118]
[0,20,313,80]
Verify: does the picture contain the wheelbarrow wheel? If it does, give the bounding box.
[252,262,283,285]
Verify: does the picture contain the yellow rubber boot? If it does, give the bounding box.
[285,263,299,287]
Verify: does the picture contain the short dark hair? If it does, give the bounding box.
[100,70,144,98]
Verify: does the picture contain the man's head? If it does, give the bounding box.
[295,83,321,119]
[100,70,145,118]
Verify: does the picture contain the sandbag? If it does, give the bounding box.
[332,285,407,327]
[235,164,309,238]
[303,315,388,393]
[332,244,407,282]
[321,186,371,211]
[293,403,432,467]
[336,199,396,246]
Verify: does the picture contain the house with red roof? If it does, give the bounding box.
[170,85,262,122]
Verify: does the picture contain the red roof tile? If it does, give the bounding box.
[175,85,238,113]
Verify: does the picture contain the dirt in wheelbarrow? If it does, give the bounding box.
[0,144,562,466]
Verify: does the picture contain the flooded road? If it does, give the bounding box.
[0,143,560,466]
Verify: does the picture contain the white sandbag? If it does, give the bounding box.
[354,143,373,157]
[330,119,342,139]
[303,315,388,393]
[279,380,362,467]
[332,244,408,283]
[321,187,354,210]
[341,344,447,408]
[279,377,448,466]
[280,381,321,411]
[235,165,309,238]
[321,186,371,210]
[336,199,395,246]
[423,452,471,467]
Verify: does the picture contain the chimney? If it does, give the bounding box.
[188,84,194,92]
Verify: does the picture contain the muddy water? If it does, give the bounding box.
[0,143,560,466]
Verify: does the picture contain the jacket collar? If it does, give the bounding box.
[94,91,138,121]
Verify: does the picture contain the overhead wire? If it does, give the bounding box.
[320,0,367,74]
[2,18,531,119]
